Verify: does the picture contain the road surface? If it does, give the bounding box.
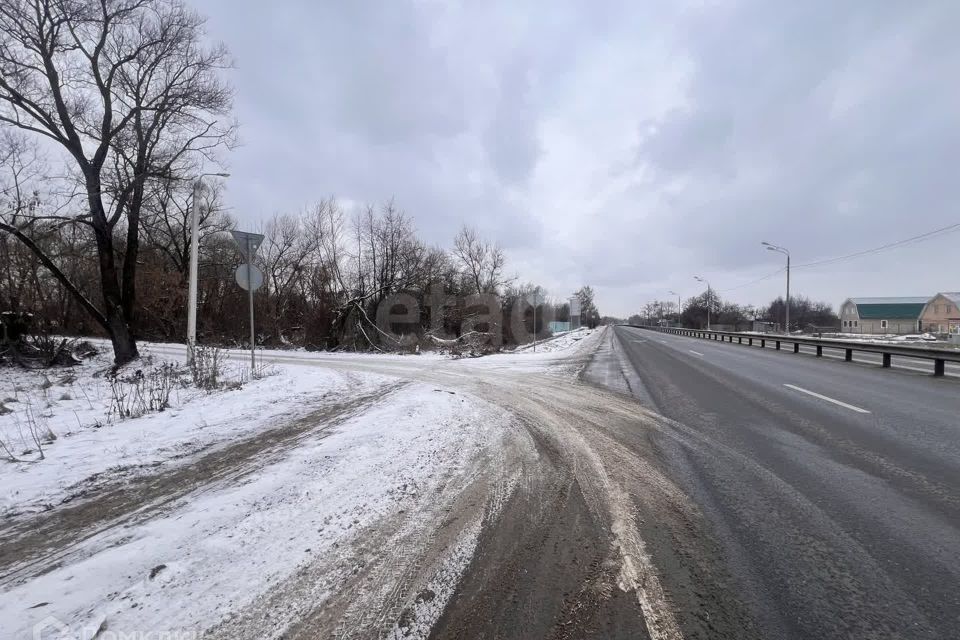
[602,325,960,639]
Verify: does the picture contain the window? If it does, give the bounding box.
[854,321,858,327]
[880,320,888,329]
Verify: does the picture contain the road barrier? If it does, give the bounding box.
[630,326,960,377]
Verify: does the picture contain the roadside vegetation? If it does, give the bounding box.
[631,292,838,332]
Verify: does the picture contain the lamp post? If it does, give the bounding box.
[187,172,230,365]
[694,275,712,330]
[762,242,790,334]
[668,290,681,327]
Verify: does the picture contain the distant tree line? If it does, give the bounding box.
[1,181,598,355]
[630,292,838,331]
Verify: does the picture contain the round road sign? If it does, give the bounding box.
[235,264,264,291]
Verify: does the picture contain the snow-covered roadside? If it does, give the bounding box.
[819,332,958,347]
[2,382,513,639]
[0,325,596,520]
[0,326,601,639]
[0,352,388,518]
[509,327,596,355]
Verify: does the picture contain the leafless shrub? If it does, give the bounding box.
[425,329,498,358]
[13,404,55,460]
[0,432,20,462]
[1,329,91,369]
[108,364,181,420]
[190,345,224,390]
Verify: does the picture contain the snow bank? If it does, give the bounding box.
[510,327,596,354]
[1,377,511,639]
[0,353,387,517]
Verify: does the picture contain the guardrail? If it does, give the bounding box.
[631,326,960,377]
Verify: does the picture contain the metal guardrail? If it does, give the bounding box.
[631,325,960,377]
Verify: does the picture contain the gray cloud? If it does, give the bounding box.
[196,0,960,316]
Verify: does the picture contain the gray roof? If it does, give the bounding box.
[849,296,931,305]
[936,292,960,306]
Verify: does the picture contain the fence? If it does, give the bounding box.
[633,326,960,377]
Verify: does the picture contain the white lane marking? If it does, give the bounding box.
[660,339,668,344]
[783,384,871,414]
[632,339,647,344]
[689,350,704,357]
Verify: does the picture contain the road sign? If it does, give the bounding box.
[526,291,545,352]
[231,229,265,376]
[230,230,264,261]
[235,264,264,291]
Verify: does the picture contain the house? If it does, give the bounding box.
[920,293,960,334]
[839,297,929,334]
[752,320,776,333]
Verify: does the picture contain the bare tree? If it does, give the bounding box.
[0,0,234,363]
[141,177,233,278]
[452,225,507,295]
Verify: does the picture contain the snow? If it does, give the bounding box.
[1,375,512,639]
[510,327,595,354]
[0,352,385,518]
[0,327,597,639]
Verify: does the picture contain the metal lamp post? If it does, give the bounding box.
[187,172,230,365]
[694,275,712,330]
[668,290,681,327]
[762,242,790,334]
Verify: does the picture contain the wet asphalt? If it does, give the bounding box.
[609,325,960,640]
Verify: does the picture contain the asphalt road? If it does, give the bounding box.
[606,325,960,640]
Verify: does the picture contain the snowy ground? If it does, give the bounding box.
[0,350,383,517]
[509,327,594,354]
[821,332,958,347]
[0,330,600,640]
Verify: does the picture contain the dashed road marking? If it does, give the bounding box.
[689,350,704,357]
[783,384,871,414]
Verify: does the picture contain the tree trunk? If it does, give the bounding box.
[105,300,139,363]
[89,184,140,365]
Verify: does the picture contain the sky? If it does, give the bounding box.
[194,0,960,317]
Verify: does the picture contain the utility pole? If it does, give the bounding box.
[762,242,791,333]
[186,172,229,366]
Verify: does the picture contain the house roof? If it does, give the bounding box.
[936,292,960,306]
[848,297,929,319]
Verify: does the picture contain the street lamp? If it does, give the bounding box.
[762,242,790,334]
[187,172,230,365]
[668,290,681,327]
[694,276,712,330]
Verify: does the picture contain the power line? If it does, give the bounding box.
[793,220,960,269]
[718,266,786,292]
[711,220,960,295]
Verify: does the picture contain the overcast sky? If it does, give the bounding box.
[194,0,960,317]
